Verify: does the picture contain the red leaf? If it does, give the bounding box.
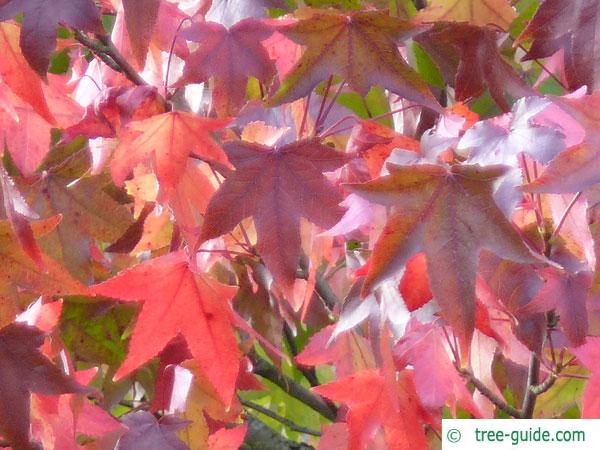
[519,268,590,346]
[0,0,102,75]
[314,370,429,450]
[200,138,347,292]
[399,253,432,312]
[91,251,240,406]
[122,0,160,68]
[0,23,54,124]
[416,23,533,111]
[177,18,276,115]
[347,164,538,357]
[111,111,230,191]
[0,323,90,450]
[208,424,247,450]
[269,9,441,112]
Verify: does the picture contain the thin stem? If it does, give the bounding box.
[313,76,334,135]
[550,192,582,241]
[283,324,321,387]
[165,17,192,99]
[299,92,312,138]
[319,81,346,131]
[241,400,322,437]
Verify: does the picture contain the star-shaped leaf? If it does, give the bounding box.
[347,163,537,354]
[415,23,532,111]
[111,112,230,191]
[91,251,240,406]
[417,0,517,28]
[518,0,600,91]
[200,138,347,291]
[177,19,276,116]
[0,0,102,75]
[269,9,441,112]
[0,323,90,450]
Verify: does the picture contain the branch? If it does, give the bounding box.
[457,366,522,418]
[297,255,339,310]
[243,416,315,450]
[73,30,147,86]
[250,353,338,421]
[521,353,541,418]
[242,399,322,437]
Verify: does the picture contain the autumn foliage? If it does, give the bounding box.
[1,0,600,449]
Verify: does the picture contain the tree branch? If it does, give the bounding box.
[457,366,522,418]
[73,30,147,86]
[521,353,541,418]
[250,353,338,421]
[242,399,322,436]
[243,416,315,450]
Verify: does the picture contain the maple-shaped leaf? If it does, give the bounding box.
[394,320,480,416]
[269,9,441,112]
[417,0,517,28]
[0,323,90,450]
[122,0,160,68]
[0,0,102,75]
[296,324,376,377]
[314,370,429,450]
[415,23,532,111]
[111,112,229,191]
[28,173,133,282]
[524,93,600,193]
[116,411,188,450]
[90,251,240,406]
[0,22,54,124]
[519,268,590,346]
[517,0,600,91]
[347,163,537,354]
[0,217,88,327]
[176,19,276,116]
[200,138,347,291]
[0,165,43,268]
[458,96,565,167]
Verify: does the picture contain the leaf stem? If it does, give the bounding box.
[313,76,334,135]
[165,17,192,99]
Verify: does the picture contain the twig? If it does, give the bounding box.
[74,29,146,86]
[242,400,322,436]
[297,256,339,310]
[284,324,320,387]
[529,372,557,396]
[456,366,522,418]
[250,352,338,421]
[521,353,541,418]
[96,34,147,86]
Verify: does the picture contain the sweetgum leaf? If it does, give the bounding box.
[0,323,90,450]
[122,0,160,68]
[111,112,230,191]
[518,0,600,92]
[91,251,240,407]
[0,0,102,75]
[269,9,442,112]
[416,23,533,111]
[347,163,538,355]
[177,19,276,116]
[116,411,188,450]
[417,0,517,28]
[200,138,347,292]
